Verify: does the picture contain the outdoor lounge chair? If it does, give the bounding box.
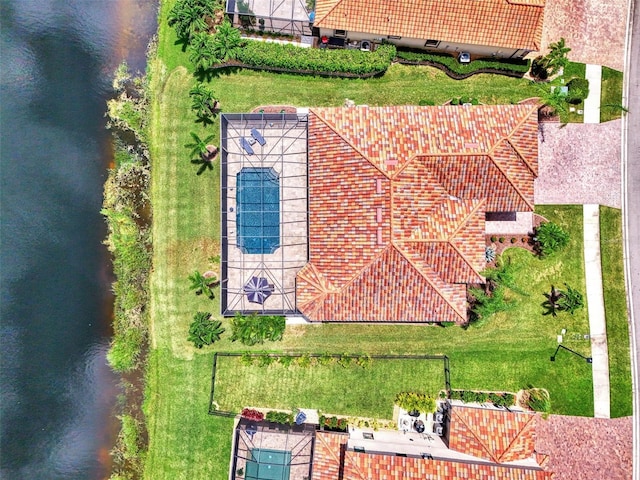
[250,128,266,146]
[240,137,254,155]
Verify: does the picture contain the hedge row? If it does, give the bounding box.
[396,49,530,76]
[234,42,396,75]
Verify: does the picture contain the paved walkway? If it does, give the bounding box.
[583,64,602,124]
[583,204,611,418]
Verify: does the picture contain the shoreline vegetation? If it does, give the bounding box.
[103,54,155,478]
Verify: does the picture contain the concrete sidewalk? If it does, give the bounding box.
[583,64,602,124]
[583,204,610,418]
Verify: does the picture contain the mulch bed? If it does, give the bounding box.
[484,213,548,268]
[250,105,297,114]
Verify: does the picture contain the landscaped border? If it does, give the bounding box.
[208,353,450,417]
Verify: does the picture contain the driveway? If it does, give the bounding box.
[540,0,628,70]
[534,121,622,208]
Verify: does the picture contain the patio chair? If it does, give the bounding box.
[240,137,254,155]
[250,128,266,146]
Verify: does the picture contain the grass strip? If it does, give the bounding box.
[600,206,632,417]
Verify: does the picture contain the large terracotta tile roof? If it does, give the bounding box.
[448,406,539,463]
[297,105,538,323]
[311,432,553,480]
[314,0,545,51]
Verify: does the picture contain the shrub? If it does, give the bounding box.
[355,354,373,369]
[241,351,254,366]
[499,237,505,243]
[317,352,335,366]
[230,312,285,345]
[490,235,498,242]
[418,99,435,106]
[566,77,590,104]
[469,285,514,322]
[233,42,396,75]
[558,283,585,314]
[460,96,470,104]
[450,97,460,105]
[241,408,265,422]
[396,49,530,75]
[534,221,570,256]
[471,98,479,105]
[337,353,352,368]
[395,392,437,413]
[510,237,518,243]
[319,415,348,432]
[266,411,294,425]
[295,353,312,367]
[522,387,551,413]
[257,353,275,367]
[187,312,224,348]
[277,354,294,367]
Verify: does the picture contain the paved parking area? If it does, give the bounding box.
[534,121,621,208]
[539,0,627,70]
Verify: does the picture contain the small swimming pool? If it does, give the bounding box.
[236,167,280,254]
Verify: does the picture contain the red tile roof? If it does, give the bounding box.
[314,0,545,51]
[297,105,538,323]
[311,432,553,480]
[448,406,539,463]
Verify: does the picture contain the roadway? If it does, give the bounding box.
[622,0,639,477]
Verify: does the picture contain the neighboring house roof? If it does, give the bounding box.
[296,105,538,323]
[534,415,633,480]
[311,431,553,480]
[448,405,538,463]
[314,0,545,51]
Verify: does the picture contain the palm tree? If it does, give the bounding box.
[211,20,243,62]
[542,285,563,317]
[546,38,571,75]
[168,0,208,41]
[188,270,217,299]
[189,83,219,124]
[185,131,216,159]
[188,32,217,72]
[188,312,225,348]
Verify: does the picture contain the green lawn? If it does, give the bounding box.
[144,2,598,478]
[600,66,625,123]
[212,355,447,418]
[600,206,632,417]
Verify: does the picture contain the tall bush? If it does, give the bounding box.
[566,78,590,104]
[230,312,286,346]
[534,221,570,256]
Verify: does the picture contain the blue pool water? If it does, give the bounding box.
[236,168,280,254]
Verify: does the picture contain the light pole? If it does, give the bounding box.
[550,344,592,363]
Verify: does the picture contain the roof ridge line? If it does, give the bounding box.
[487,141,535,211]
[445,198,485,241]
[395,243,467,322]
[506,137,537,177]
[453,408,502,463]
[496,413,538,463]
[312,0,344,26]
[446,199,486,283]
[336,244,394,293]
[309,108,392,179]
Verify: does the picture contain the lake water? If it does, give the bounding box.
[0,0,157,478]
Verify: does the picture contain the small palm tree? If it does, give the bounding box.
[189,83,219,124]
[542,285,563,317]
[168,1,208,41]
[546,38,571,75]
[188,270,217,299]
[188,32,217,72]
[185,131,216,159]
[188,312,225,348]
[211,20,243,62]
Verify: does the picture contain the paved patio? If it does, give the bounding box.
[535,121,621,208]
[539,0,627,70]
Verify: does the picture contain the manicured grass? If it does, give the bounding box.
[600,67,625,123]
[144,2,596,477]
[560,61,586,124]
[600,206,632,417]
[212,355,447,418]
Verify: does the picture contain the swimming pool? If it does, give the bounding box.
[236,167,280,254]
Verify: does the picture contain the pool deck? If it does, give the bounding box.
[222,114,309,314]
